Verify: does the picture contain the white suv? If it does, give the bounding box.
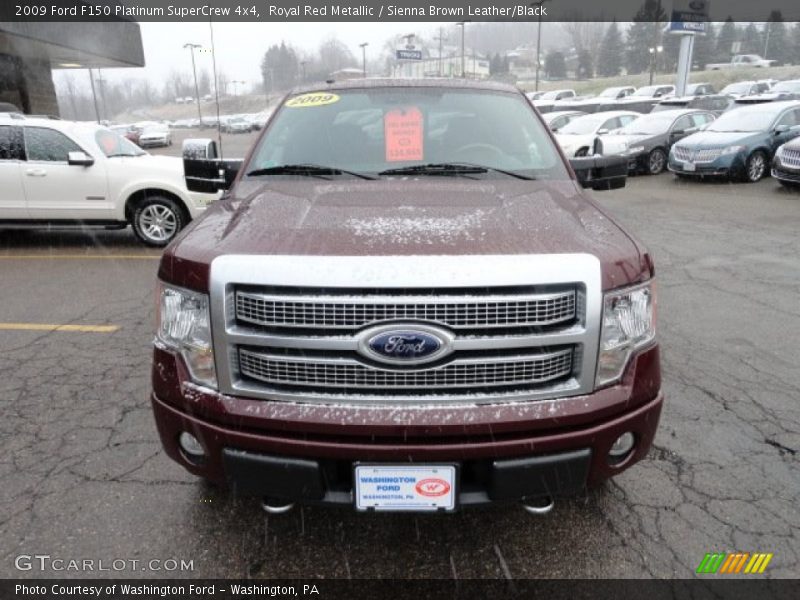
[0,115,216,246]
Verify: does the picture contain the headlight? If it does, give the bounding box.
[156,283,217,388]
[721,145,746,155]
[625,145,645,155]
[596,280,656,388]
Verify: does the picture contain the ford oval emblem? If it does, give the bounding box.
[358,324,454,366]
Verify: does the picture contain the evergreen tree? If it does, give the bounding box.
[764,11,789,65]
[261,42,299,92]
[597,21,624,77]
[741,23,761,55]
[626,0,667,75]
[544,51,567,79]
[715,18,737,61]
[577,49,594,79]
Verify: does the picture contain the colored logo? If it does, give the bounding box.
[358,324,454,366]
[415,478,451,497]
[696,552,773,574]
[285,92,340,108]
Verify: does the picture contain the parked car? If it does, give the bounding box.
[109,124,141,146]
[138,126,172,148]
[771,137,800,188]
[553,87,637,113]
[532,89,577,113]
[0,116,216,245]
[602,109,716,175]
[554,111,640,157]
[542,110,587,132]
[653,94,733,116]
[720,80,771,98]
[525,91,545,101]
[734,79,800,105]
[706,54,777,70]
[225,117,253,134]
[668,101,800,182]
[600,85,676,114]
[154,79,661,514]
[684,83,716,96]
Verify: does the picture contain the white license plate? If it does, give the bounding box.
[683,161,696,172]
[354,465,457,512]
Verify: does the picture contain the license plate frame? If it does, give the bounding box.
[353,464,458,512]
[683,161,696,172]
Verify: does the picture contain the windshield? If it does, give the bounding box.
[599,88,623,98]
[539,90,565,100]
[247,88,568,180]
[706,107,779,132]
[618,112,676,135]
[558,113,607,135]
[722,82,752,94]
[632,86,659,97]
[772,81,800,93]
[94,129,145,157]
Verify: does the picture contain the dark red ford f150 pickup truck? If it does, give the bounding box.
[151,79,661,514]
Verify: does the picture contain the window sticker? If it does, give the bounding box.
[285,92,340,108]
[384,106,424,162]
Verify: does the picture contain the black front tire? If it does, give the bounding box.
[131,196,187,247]
[647,148,667,175]
[743,150,767,183]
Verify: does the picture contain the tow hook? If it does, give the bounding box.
[522,496,555,515]
[261,498,295,514]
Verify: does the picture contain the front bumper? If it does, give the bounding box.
[150,345,663,508]
[668,153,745,177]
[771,163,800,184]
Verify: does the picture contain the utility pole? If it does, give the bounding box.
[359,42,369,78]
[300,60,307,82]
[95,71,108,122]
[402,33,415,78]
[763,22,771,59]
[183,42,203,124]
[457,22,466,78]
[88,69,100,124]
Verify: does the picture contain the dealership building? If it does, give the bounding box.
[0,21,144,115]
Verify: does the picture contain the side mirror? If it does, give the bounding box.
[569,155,628,191]
[774,124,790,135]
[183,138,243,193]
[68,151,94,167]
[597,128,610,135]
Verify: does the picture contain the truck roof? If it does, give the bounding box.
[288,77,521,96]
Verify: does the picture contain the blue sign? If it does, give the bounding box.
[396,49,423,61]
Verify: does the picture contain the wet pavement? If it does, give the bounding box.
[0,173,798,579]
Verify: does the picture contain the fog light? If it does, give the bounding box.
[179,432,205,457]
[609,432,635,459]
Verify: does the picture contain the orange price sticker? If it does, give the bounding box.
[384,107,424,162]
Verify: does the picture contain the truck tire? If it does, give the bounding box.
[131,196,187,247]
[743,150,767,183]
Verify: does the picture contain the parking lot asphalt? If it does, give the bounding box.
[0,170,798,579]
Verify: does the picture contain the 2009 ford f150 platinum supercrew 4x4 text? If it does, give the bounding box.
[151,79,661,514]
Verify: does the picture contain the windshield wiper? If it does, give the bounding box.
[379,162,534,180]
[246,164,375,180]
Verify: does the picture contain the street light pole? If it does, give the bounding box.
[648,45,663,85]
[88,69,100,124]
[531,1,548,92]
[300,60,307,82]
[457,22,466,78]
[359,42,369,78]
[183,42,203,124]
[434,27,446,77]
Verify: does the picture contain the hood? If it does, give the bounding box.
[162,178,649,292]
[676,130,762,147]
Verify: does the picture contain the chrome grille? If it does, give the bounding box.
[235,289,577,330]
[673,146,723,163]
[780,147,800,168]
[672,146,691,162]
[239,348,573,391]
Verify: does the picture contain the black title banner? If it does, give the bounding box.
[3,0,800,22]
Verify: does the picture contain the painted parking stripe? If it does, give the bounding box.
[0,323,119,333]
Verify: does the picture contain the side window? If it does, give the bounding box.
[25,127,82,162]
[601,117,620,131]
[618,115,637,127]
[672,115,694,132]
[691,114,712,127]
[775,109,800,129]
[0,125,25,160]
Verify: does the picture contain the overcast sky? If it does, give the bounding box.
[81,22,456,91]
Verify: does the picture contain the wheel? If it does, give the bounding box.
[743,150,767,182]
[131,196,187,247]
[574,147,589,157]
[646,148,667,175]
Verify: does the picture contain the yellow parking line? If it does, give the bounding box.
[0,323,119,333]
[0,254,160,260]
